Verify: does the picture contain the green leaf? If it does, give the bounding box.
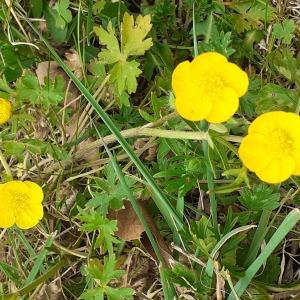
[121,12,153,57]
[239,183,280,211]
[272,20,296,44]
[94,13,152,96]
[270,49,300,86]
[88,162,137,213]
[93,0,106,15]
[15,71,65,108]
[255,83,298,114]
[2,141,26,156]
[231,0,275,33]
[78,209,119,253]
[94,23,121,64]
[106,287,133,300]
[30,0,43,17]
[81,256,133,300]
[54,0,72,28]
[110,60,142,94]
[44,4,68,43]
[80,287,104,300]
[256,255,281,283]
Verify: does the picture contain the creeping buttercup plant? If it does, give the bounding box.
[1,1,300,299]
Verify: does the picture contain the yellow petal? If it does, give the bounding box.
[15,206,43,230]
[291,147,300,175]
[191,52,227,73]
[175,95,213,121]
[24,181,44,203]
[280,112,300,141]
[0,98,12,125]
[205,87,239,123]
[220,63,249,97]
[0,185,15,228]
[256,156,295,184]
[238,133,274,172]
[172,60,193,97]
[248,111,286,135]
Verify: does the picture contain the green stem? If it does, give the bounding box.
[4,257,67,298]
[0,149,12,179]
[75,127,241,159]
[200,121,218,232]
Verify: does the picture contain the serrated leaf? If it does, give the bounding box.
[15,71,65,108]
[81,256,133,300]
[270,49,300,86]
[272,20,296,44]
[255,83,298,114]
[239,184,280,211]
[94,23,121,64]
[110,60,142,94]
[121,12,153,57]
[231,0,275,33]
[94,13,152,96]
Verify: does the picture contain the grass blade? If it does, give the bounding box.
[23,233,55,286]
[228,208,300,300]
[244,210,272,267]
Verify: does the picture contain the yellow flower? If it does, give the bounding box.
[172,52,249,123]
[0,98,12,125]
[239,111,300,184]
[0,181,44,229]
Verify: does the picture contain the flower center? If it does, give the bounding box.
[270,129,294,156]
[198,74,224,98]
[11,192,29,210]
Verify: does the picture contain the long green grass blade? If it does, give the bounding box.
[25,21,183,236]
[23,233,55,286]
[228,208,300,300]
[244,210,272,267]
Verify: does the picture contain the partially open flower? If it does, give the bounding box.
[0,98,12,125]
[0,181,44,229]
[172,52,249,123]
[239,111,300,184]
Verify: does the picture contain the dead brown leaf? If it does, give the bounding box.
[65,49,83,80]
[110,200,172,266]
[109,201,145,241]
[35,61,63,85]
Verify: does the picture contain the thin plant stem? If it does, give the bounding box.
[0,149,12,179]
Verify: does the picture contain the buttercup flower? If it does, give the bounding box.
[0,181,44,229]
[172,52,249,123]
[239,111,300,184]
[0,98,12,125]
